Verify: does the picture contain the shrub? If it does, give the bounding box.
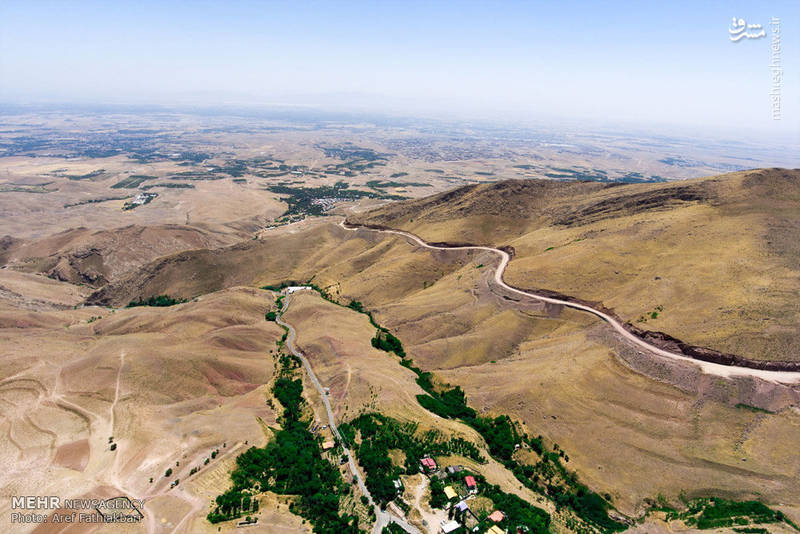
[348,300,365,313]
[127,295,186,308]
[371,330,405,357]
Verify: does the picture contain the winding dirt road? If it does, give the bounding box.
[339,220,800,385]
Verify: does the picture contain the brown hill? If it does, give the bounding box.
[1,224,237,287]
[348,173,728,239]
[85,219,472,308]
[349,168,800,361]
[0,286,284,530]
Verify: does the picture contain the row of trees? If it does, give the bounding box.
[207,366,362,533]
[385,327,624,532]
[126,295,186,307]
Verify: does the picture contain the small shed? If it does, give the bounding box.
[446,465,463,475]
[322,440,335,450]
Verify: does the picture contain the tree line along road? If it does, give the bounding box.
[276,291,422,534]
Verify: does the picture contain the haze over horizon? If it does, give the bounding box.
[1,1,798,141]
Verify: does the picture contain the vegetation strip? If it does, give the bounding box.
[126,294,187,308]
[208,343,363,532]
[655,497,795,530]
[338,413,485,506]
[266,180,405,218]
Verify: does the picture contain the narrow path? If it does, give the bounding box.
[110,351,124,435]
[339,220,800,385]
[167,487,206,534]
[275,291,422,534]
[413,477,428,512]
[107,351,129,492]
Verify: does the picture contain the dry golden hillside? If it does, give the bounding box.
[362,257,800,516]
[350,169,800,361]
[1,224,237,287]
[3,168,799,531]
[0,287,287,532]
[54,207,800,521]
[85,218,474,309]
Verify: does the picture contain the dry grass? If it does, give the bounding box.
[0,269,91,307]
[353,169,800,361]
[280,292,560,510]
[0,287,282,531]
[306,240,800,518]
[0,155,286,240]
[3,168,800,531]
[374,268,800,516]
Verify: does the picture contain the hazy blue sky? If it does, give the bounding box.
[1,1,797,138]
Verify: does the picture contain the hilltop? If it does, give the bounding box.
[0,224,237,288]
[349,168,800,362]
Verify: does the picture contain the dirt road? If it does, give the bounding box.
[276,291,422,534]
[339,220,800,385]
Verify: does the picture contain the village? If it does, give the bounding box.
[122,191,157,210]
[312,413,523,534]
[416,456,520,534]
[308,415,524,534]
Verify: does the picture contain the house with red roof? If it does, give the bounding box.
[420,456,438,473]
[464,475,477,493]
[488,510,505,522]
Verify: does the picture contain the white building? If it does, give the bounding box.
[285,286,312,294]
[441,520,461,534]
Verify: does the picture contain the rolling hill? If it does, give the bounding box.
[2,168,800,532]
[348,168,800,362]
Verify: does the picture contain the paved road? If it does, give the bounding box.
[276,292,422,534]
[339,220,800,385]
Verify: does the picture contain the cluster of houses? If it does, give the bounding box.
[443,472,478,501]
[310,197,344,212]
[419,458,510,534]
